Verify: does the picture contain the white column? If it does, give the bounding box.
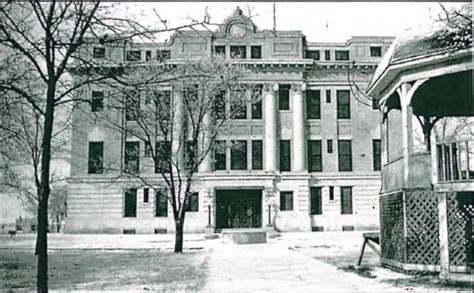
[198,112,212,173]
[292,83,306,172]
[264,83,278,172]
[397,83,413,187]
[172,88,184,172]
[437,192,450,277]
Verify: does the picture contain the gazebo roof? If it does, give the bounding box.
[367,7,472,97]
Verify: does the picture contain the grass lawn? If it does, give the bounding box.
[0,249,209,291]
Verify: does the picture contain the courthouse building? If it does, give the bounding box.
[66,8,394,233]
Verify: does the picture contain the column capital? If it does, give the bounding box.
[291,83,306,93]
[264,83,279,92]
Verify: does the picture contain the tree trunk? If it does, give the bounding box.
[174,220,184,253]
[37,80,56,292]
[37,197,49,292]
[56,215,61,233]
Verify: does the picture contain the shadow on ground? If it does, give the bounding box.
[339,265,377,278]
[380,275,473,290]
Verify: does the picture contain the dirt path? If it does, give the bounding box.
[202,241,399,292]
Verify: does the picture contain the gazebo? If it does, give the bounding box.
[366,12,473,277]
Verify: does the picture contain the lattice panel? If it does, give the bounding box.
[380,192,406,262]
[405,189,440,265]
[447,192,474,267]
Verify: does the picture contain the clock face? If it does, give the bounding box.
[229,23,247,38]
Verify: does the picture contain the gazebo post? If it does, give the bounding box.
[437,192,450,277]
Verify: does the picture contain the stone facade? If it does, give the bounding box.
[66,8,394,234]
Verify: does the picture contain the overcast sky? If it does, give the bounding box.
[116,2,464,42]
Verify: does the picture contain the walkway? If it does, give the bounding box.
[203,241,398,292]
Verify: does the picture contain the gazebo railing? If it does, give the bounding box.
[437,140,474,182]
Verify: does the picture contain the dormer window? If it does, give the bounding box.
[126,50,141,62]
[305,50,320,60]
[251,46,261,59]
[157,50,170,62]
[370,46,382,57]
[335,50,350,61]
[214,45,226,57]
[93,47,105,59]
[324,50,331,60]
[230,46,246,59]
[145,50,152,61]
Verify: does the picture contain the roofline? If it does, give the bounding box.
[307,36,395,47]
[366,47,473,97]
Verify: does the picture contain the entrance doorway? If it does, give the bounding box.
[216,189,262,229]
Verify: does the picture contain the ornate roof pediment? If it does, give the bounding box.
[214,7,258,39]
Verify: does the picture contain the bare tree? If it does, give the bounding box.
[97,57,251,252]
[0,1,213,291]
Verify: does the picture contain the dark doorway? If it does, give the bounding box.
[216,189,262,229]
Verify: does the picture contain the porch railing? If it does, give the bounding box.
[437,140,474,182]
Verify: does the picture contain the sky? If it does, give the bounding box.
[115,2,465,42]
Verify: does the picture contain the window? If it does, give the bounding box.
[126,50,141,62]
[370,46,382,57]
[186,193,199,212]
[214,140,226,170]
[124,141,140,173]
[230,90,247,119]
[145,50,152,61]
[251,46,262,59]
[279,140,291,172]
[157,50,170,62]
[338,140,352,171]
[341,186,353,214]
[152,90,171,121]
[88,142,103,174]
[124,188,137,217]
[310,187,322,215]
[308,140,322,172]
[336,90,350,119]
[230,46,246,59]
[372,98,379,110]
[125,90,140,121]
[214,45,226,57]
[306,90,321,119]
[214,90,226,119]
[280,191,293,211]
[93,47,105,59]
[329,186,334,200]
[143,188,149,203]
[335,50,350,60]
[252,140,263,170]
[305,50,320,60]
[185,140,196,170]
[278,84,290,111]
[155,189,168,217]
[324,50,331,60]
[231,140,247,170]
[326,89,331,103]
[327,140,333,153]
[373,139,382,171]
[251,85,262,119]
[155,141,171,173]
[91,91,104,112]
